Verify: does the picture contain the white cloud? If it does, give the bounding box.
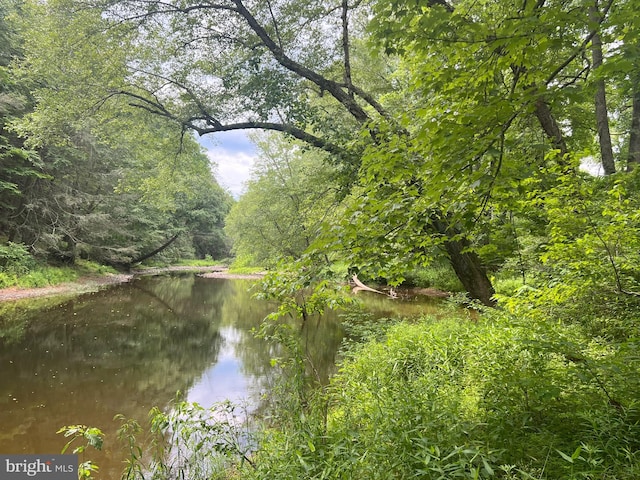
[200,131,258,198]
[207,148,256,198]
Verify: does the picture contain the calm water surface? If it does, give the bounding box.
[0,274,442,477]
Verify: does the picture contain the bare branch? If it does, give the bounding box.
[265,0,283,49]
[341,0,354,100]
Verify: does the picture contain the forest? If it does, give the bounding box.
[1,0,640,478]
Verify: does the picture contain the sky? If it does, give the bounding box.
[200,130,258,198]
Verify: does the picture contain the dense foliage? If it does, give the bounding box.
[232,311,640,480]
[225,134,340,267]
[20,0,637,305]
[0,0,232,273]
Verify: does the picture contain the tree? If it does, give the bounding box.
[1,0,233,265]
[590,0,615,175]
[0,0,50,237]
[19,0,640,304]
[225,134,339,267]
[357,0,640,294]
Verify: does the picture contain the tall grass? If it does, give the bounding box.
[237,311,640,480]
[0,244,125,289]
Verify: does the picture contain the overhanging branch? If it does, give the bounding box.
[232,0,371,124]
[107,87,349,158]
[195,121,348,157]
[544,0,614,86]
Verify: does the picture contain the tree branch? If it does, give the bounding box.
[341,0,354,100]
[231,0,371,124]
[544,0,614,86]
[265,0,283,49]
[534,97,568,157]
[194,121,348,157]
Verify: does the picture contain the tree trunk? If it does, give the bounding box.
[591,4,616,175]
[534,98,568,158]
[443,239,496,307]
[594,78,616,174]
[430,216,496,306]
[627,87,640,171]
[128,233,180,266]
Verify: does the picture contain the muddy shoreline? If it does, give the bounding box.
[0,266,264,302]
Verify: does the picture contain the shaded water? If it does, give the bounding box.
[0,274,443,477]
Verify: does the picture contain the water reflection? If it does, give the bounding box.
[0,274,442,478]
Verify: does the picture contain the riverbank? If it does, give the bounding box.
[0,266,255,302]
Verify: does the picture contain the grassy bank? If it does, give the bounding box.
[0,240,229,291]
[0,258,118,289]
[0,242,119,289]
[228,309,639,480]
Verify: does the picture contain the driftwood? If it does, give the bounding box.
[352,274,386,295]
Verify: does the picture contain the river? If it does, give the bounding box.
[0,273,442,478]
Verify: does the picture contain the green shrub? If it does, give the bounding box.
[0,271,17,288]
[496,168,640,339]
[114,399,253,480]
[0,242,79,288]
[401,263,465,292]
[16,266,78,288]
[229,253,262,270]
[243,313,640,479]
[0,242,36,275]
[492,273,526,296]
[175,257,218,267]
[75,259,117,275]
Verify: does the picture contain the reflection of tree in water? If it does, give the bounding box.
[0,275,229,478]
[217,279,346,392]
[0,275,422,477]
[134,273,233,321]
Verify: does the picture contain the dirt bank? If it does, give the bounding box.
[198,271,266,280]
[0,266,254,302]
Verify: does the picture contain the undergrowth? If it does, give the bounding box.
[0,265,78,289]
[237,310,640,480]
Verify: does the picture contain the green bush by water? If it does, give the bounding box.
[0,264,78,288]
[0,242,36,275]
[0,242,80,288]
[401,263,465,292]
[16,266,78,288]
[239,312,640,480]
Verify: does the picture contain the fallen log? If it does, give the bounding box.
[352,274,386,295]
